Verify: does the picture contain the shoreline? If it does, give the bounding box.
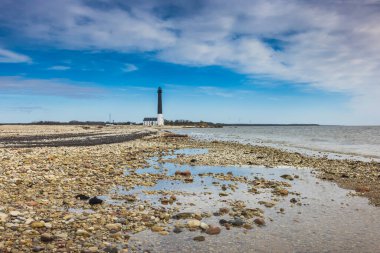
[0,125,379,252]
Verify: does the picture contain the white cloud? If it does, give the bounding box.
[122,63,138,73]
[0,48,31,63]
[1,0,380,122]
[0,76,104,98]
[47,65,71,71]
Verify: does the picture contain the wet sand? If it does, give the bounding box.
[0,125,379,252]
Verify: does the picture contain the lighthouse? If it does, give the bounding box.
[157,87,164,126]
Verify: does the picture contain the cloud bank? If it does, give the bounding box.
[1,0,380,120]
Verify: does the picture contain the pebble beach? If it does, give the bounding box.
[0,125,379,252]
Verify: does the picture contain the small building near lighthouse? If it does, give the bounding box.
[143,87,164,126]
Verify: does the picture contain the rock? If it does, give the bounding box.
[258,201,275,208]
[89,197,103,205]
[187,219,201,228]
[193,236,205,242]
[190,158,197,163]
[230,218,244,227]
[151,225,164,232]
[172,212,194,219]
[200,222,209,230]
[175,170,191,177]
[40,233,54,242]
[205,226,221,235]
[106,223,122,232]
[173,227,182,233]
[275,188,289,196]
[159,231,169,235]
[219,207,229,214]
[86,247,99,253]
[76,229,90,237]
[254,218,266,226]
[243,224,253,230]
[75,194,90,200]
[219,219,228,226]
[104,246,119,253]
[9,211,21,216]
[0,213,8,223]
[280,174,294,180]
[30,221,45,228]
[290,198,298,203]
[32,246,44,252]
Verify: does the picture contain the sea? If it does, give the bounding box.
[172,125,380,161]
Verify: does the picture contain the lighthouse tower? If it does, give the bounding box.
[157,87,164,126]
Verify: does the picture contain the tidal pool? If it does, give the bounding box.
[118,149,380,253]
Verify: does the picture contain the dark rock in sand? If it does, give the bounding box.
[193,236,205,242]
[254,218,266,226]
[219,219,228,225]
[280,174,294,180]
[230,218,245,227]
[89,196,103,205]
[172,212,194,219]
[173,227,183,233]
[103,246,118,253]
[75,194,90,200]
[175,170,191,177]
[290,198,298,203]
[40,233,54,242]
[206,226,221,235]
[190,158,197,163]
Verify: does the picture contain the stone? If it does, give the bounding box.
[76,229,90,237]
[159,231,169,235]
[205,226,221,235]
[187,219,201,228]
[172,212,194,219]
[200,222,209,230]
[104,246,119,253]
[40,233,54,242]
[173,227,182,233]
[254,218,266,226]
[280,174,294,180]
[75,194,90,200]
[86,247,99,253]
[32,246,44,252]
[243,224,253,230]
[175,170,191,177]
[219,219,228,226]
[30,221,45,228]
[9,211,21,216]
[230,218,244,227]
[106,223,122,232]
[290,198,298,203]
[151,226,164,232]
[193,236,205,241]
[89,196,103,205]
[0,213,8,223]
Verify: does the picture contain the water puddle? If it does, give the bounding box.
[115,149,380,253]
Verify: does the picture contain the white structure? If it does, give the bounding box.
[143,117,158,126]
[143,87,164,126]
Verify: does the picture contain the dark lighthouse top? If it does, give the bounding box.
[157,87,163,114]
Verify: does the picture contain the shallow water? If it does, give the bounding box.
[171,126,380,161]
[117,149,380,253]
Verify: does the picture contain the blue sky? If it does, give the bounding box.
[0,0,379,124]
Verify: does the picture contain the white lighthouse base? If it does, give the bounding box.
[157,114,164,126]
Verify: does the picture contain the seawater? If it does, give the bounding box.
[172,126,380,161]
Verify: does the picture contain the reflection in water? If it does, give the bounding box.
[118,149,380,253]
